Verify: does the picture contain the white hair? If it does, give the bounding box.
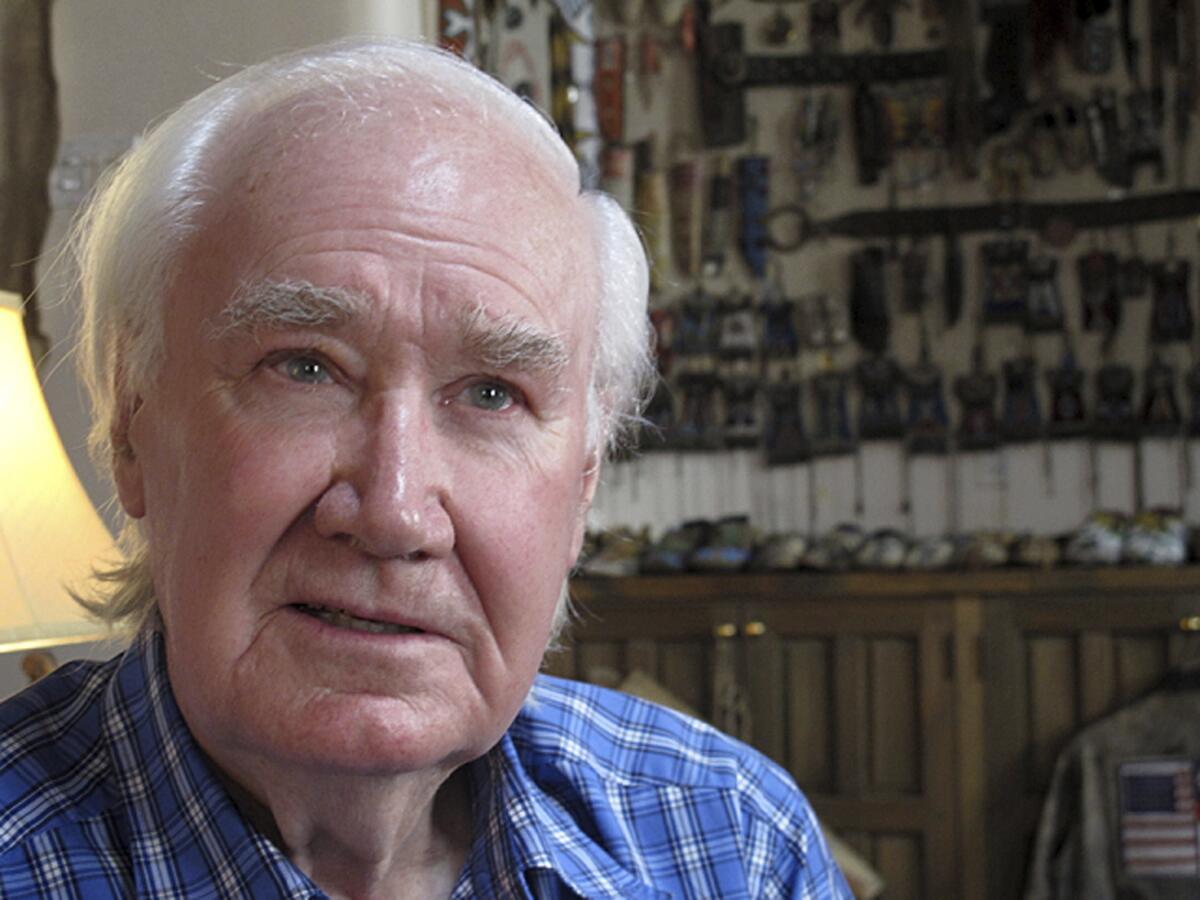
[73,37,654,632]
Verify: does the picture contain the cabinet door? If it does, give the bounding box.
[744,595,960,900]
[549,578,739,723]
[983,590,1200,900]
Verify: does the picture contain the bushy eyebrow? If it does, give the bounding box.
[210,279,571,380]
[457,301,570,380]
[210,279,368,339]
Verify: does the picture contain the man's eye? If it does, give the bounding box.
[280,355,332,384]
[466,381,514,411]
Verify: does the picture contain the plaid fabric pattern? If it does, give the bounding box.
[455,677,852,899]
[0,630,319,899]
[0,632,849,899]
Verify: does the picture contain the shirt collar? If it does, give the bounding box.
[457,691,670,900]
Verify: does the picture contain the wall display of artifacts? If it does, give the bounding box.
[439,0,1200,570]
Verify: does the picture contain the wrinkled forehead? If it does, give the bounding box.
[199,86,596,303]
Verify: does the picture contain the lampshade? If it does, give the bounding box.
[0,290,112,651]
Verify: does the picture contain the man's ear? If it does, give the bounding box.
[569,449,603,562]
[580,448,602,509]
[112,397,146,519]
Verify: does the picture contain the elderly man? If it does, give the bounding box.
[0,39,850,898]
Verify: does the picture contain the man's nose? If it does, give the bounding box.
[313,397,454,560]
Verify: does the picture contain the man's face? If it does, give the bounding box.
[114,111,599,782]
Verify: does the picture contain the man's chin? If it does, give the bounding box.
[211,689,495,783]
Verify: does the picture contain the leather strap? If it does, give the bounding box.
[1140,356,1183,434]
[763,189,1200,249]
[701,161,734,277]
[1000,356,1043,442]
[735,155,770,280]
[634,143,669,294]
[810,370,856,456]
[594,36,625,143]
[1186,362,1200,436]
[857,356,906,440]
[696,7,948,147]
[669,158,702,280]
[905,361,950,455]
[600,144,635,213]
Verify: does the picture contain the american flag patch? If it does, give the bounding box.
[1118,758,1200,878]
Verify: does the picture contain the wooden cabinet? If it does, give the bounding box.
[552,570,1200,900]
[978,577,1200,900]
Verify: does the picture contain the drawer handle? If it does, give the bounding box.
[713,622,738,639]
[1180,616,1200,632]
[744,620,767,637]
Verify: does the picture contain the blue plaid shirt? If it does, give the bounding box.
[0,629,850,898]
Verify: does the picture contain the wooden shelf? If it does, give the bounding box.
[573,566,1200,603]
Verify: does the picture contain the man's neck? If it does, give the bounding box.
[215,759,474,900]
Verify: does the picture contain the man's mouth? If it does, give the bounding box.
[292,603,424,636]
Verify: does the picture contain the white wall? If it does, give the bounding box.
[52,0,427,138]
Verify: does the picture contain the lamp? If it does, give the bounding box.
[0,289,112,652]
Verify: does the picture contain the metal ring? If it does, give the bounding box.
[765,204,811,252]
